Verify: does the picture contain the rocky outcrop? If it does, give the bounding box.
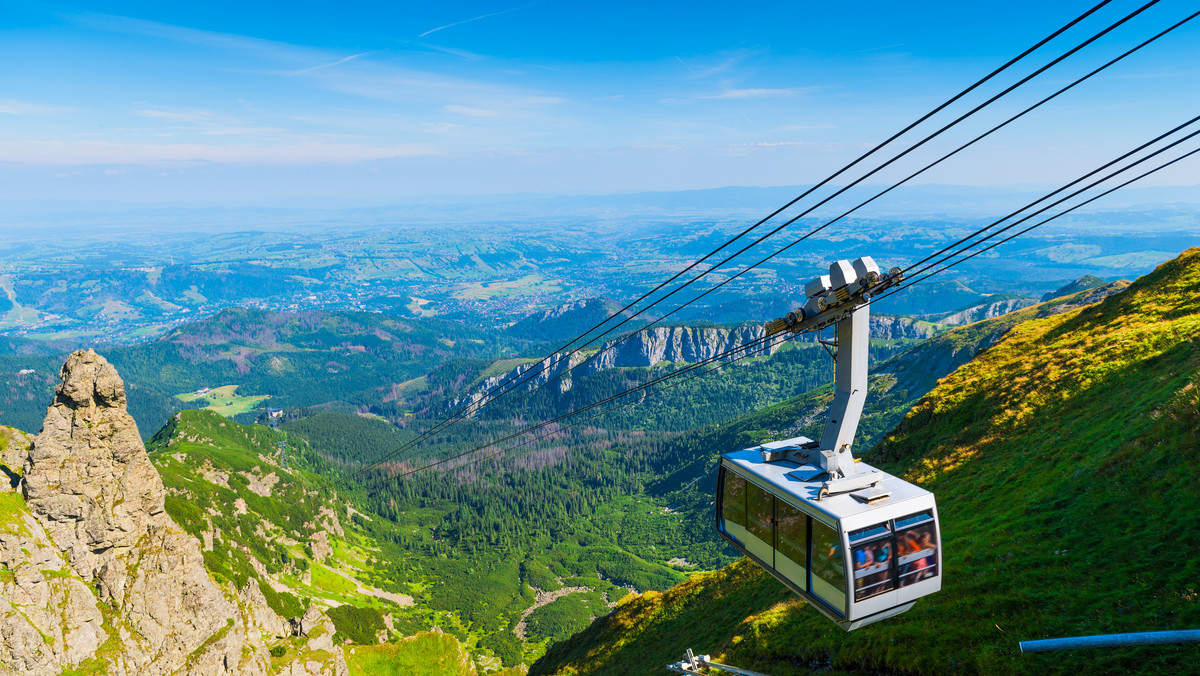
[927,297,1038,327]
[866,315,937,341]
[2,349,347,676]
[15,349,256,674]
[1043,280,1130,315]
[310,530,333,563]
[1041,274,1107,301]
[455,351,588,410]
[462,325,778,407]
[0,426,31,488]
[0,507,105,673]
[465,317,936,410]
[588,325,779,370]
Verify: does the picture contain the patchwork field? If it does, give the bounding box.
[454,275,564,301]
[176,384,271,416]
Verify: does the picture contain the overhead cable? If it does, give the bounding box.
[461,0,1162,411]
[874,138,1200,304]
[353,0,1149,477]
[363,330,791,483]
[519,6,1197,398]
[373,128,1200,483]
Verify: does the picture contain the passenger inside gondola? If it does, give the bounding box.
[897,514,938,587]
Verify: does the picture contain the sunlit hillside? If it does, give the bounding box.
[532,247,1200,676]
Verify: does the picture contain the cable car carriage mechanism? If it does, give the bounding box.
[716,256,941,630]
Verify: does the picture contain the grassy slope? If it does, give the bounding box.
[150,409,549,671]
[534,248,1200,676]
[342,631,523,676]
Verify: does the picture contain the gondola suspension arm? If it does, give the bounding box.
[762,257,904,496]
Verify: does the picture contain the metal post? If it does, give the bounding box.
[666,650,776,676]
[1020,630,1200,653]
[818,304,869,462]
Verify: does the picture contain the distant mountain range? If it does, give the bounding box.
[3,183,1199,233]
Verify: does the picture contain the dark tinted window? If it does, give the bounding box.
[746,481,774,566]
[810,519,845,611]
[775,500,807,583]
[720,470,747,532]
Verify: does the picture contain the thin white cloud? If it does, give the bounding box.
[200,126,289,136]
[699,87,816,100]
[0,139,441,166]
[673,54,747,81]
[845,42,906,56]
[445,104,500,117]
[0,99,73,115]
[417,2,541,39]
[675,56,699,76]
[138,108,219,124]
[779,123,835,131]
[76,13,304,60]
[75,11,568,133]
[289,53,368,76]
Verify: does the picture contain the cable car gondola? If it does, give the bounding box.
[715,256,942,630]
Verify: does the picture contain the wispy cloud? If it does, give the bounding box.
[0,99,73,115]
[0,139,440,165]
[675,56,698,76]
[201,126,288,136]
[76,13,293,59]
[673,54,747,80]
[445,104,500,117]
[138,108,220,124]
[699,87,816,100]
[417,2,542,39]
[289,52,368,76]
[845,42,905,56]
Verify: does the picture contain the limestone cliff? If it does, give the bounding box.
[587,325,779,370]
[457,325,779,410]
[926,296,1039,326]
[0,349,347,676]
[462,319,930,410]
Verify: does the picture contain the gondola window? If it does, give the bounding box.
[811,519,846,612]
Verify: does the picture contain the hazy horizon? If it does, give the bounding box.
[3,1,1199,202]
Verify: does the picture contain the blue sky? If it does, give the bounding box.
[2,0,1198,202]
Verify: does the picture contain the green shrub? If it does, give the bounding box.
[524,591,608,643]
[327,604,386,645]
[520,560,560,591]
[479,630,523,667]
[259,581,305,619]
[269,645,287,658]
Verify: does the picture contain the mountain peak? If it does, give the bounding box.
[10,349,303,675]
[54,347,128,409]
[24,348,164,576]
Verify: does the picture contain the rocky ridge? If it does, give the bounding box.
[461,318,933,409]
[925,296,1039,326]
[456,325,778,410]
[0,349,348,675]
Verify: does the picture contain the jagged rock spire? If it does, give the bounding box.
[17,349,263,674]
[23,348,165,585]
